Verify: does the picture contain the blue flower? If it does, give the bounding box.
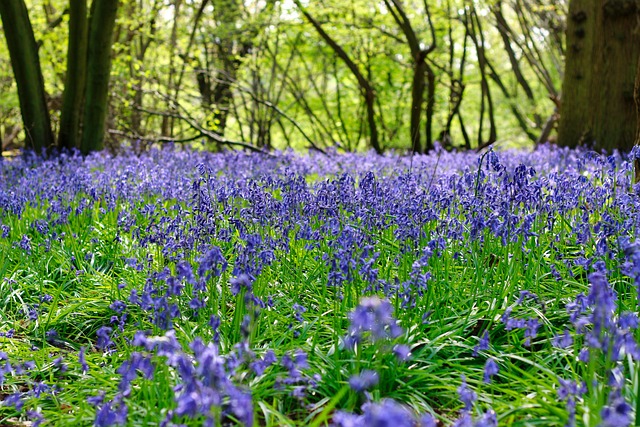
[473,331,490,356]
[393,344,411,361]
[552,329,573,349]
[79,346,89,374]
[230,274,253,296]
[600,395,632,427]
[457,376,476,411]
[96,326,114,350]
[349,370,379,392]
[345,296,403,349]
[483,358,499,384]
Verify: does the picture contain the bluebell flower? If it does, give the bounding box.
[197,246,227,281]
[452,412,472,427]
[516,290,539,305]
[87,391,106,407]
[96,326,114,350]
[475,410,497,427]
[473,331,490,356]
[393,344,411,361]
[361,399,418,427]
[349,370,379,392]
[524,318,540,346]
[552,329,573,349]
[483,358,499,384]
[94,397,128,427]
[27,410,44,427]
[292,303,306,322]
[45,329,59,342]
[79,346,89,374]
[230,274,253,296]
[116,352,154,395]
[345,296,403,349]
[3,392,24,411]
[600,395,632,427]
[419,414,437,427]
[457,376,476,411]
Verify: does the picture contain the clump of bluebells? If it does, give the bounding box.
[1,144,640,425]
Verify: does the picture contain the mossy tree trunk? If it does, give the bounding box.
[0,0,55,152]
[558,0,639,152]
[80,0,119,154]
[58,0,88,150]
[0,0,119,155]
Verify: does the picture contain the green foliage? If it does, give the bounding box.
[0,0,566,153]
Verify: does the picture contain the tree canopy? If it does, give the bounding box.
[0,0,638,154]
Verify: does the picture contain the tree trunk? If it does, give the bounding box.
[0,0,55,152]
[58,0,88,150]
[212,67,234,134]
[80,0,119,154]
[410,56,426,153]
[634,51,640,183]
[558,0,639,151]
[425,65,435,153]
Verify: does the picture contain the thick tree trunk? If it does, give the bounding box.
[558,0,639,151]
[0,0,55,152]
[410,56,426,154]
[634,54,640,183]
[80,0,119,154]
[58,0,88,150]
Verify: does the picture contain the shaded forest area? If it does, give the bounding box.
[0,0,639,155]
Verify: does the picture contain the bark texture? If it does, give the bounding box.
[58,0,88,150]
[0,0,55,151]
[558,0,639,151]
[81,0,120,154]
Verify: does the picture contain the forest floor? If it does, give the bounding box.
[0,145,638,426]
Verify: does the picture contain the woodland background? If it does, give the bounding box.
[0,0,638,155]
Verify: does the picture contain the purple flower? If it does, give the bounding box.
[94,397,128,427]
[230,274,253,296]
[523,318,540,346]
[250,350,276,376]
[362,400,415,427]
[419,414,438,427]
[116,352,154,395]
[27,410,44,427]
[557,378,586,401]
[552,329,573,349]
[292,303,306,322]
[18,234,31,254]
[45,329,59,342]
[109,300,127,314]
[79,346,89,374]
[87,391,106,407]
[516,290,539,305]
[600,395,632,427]
[345,296,403,349]
[96,326,114,350]
[473,331,490,356]
[3,392,24,411]
[457,376,476,411]
[483,358,499,384]
[618,312,638,330]
[474,410,497,427]
[197,246,227,281]
[349,370,379,392]
[393,344,411,361]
